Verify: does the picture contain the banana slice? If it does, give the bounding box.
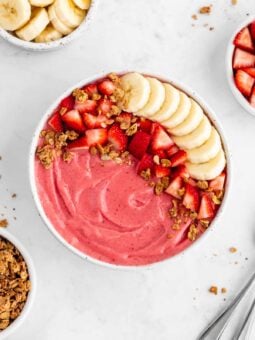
[136,77,165,117]
[0,0,31,31]
[35,24,63,42]
[172,115,212,150]
[169,99,203,137]
[162,92,191,129]
[151,83,180,122]
[16,8,49,41]
[30,0,54,7]
[54,0,85,28]
[119,73,150,112]
[186,127,222,164]
[186,148,226,180]
[73,0,90,10]
[48,4,73,35]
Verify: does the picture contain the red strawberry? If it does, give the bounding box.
[250,86,255,107]
[98,80,115,96]
[152,149,167,159]
[186,177,197,186]
[108,124,128,151]
[48,113,63,132]
[128,131,151,159]
[166,145,179,157]
[83,84,98,96]
[117,112,132,125]
[235,69,255,96]
[62,110,85,132]
[82,113,108,129]
[154,164,171,178]
[198,194,215,220]
[242,67,255,77]
[182,183,200,212]
[97,98,112,115]
[170,150,187,167]
[249,21,255,41]
[60,95,75,111]
[172,165,189,179]
[151,124,174,150]
[139,118,152,133]
[67,136,88,150]
[233,48,255,69]
[209,172,226,191]
[233,27,254,52]
[137,153,154,174]
[85,128,108,146]
[165,176,183,199]
[74,99,97,114]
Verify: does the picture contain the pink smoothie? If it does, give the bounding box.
[35,151,193,266]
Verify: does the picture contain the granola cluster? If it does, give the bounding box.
[89,145,132,166]
[0,237,31,331]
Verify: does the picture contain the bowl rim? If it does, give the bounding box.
[29,71,232,270]
[226,15,255,117]
[0,229,36,339]
[0,0,98,51]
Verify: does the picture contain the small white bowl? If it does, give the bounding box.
[0,0,98,51]
[0,229,36,339]
[226,16,255,116]
[29,72,232,270]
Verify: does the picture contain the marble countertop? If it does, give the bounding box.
[1,0,255,339]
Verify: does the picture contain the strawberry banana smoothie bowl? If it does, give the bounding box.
[33,72,227,266]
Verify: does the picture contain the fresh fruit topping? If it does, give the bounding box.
[108,124,128,151]
[0,0,31,31]
[98,80,115,96]
[233,27,254,52]
[116,112,132,128]
[250,21,255,41]
[128,131,151,159]
[139,118,152,133]
[60,95,75,111]
[137,154,154,174]
[67,136,88,150]
[62,110,85,132]
[166,145,179,157]
[233,48,255,69]
[151,124,174,150]
[170,150,187,167]
[242,67,255,77]
[97,98,112,115]
[154,164,171,178]
[83,84,98,96]
[48,112,63,132]
[48,3,74,35]
[250,86,255,107]
[35,24,63,43]
[198,194,215,220]
[74,99,97,114]
[165,176,183,199]
[152,149,167,159]
[209,172,226,191]
[172,165,189,179]
[234,69,255,96]
[182,183,200,212]
[85,128,108,146]
[54,0,85,28]
[82,113,108,129]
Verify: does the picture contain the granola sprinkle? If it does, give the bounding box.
[0,220,8,228]
[199,5,212,14]
[209,286,218,295]
[188,224,199,241]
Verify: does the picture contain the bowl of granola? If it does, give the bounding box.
[0,229,36,338]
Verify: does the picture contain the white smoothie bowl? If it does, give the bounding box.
[226,16,255,117]
[0,0,98,51]
[0,229,36,339]
[29,72,232,270]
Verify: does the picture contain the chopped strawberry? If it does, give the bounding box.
[233,27,254,52]
[154,164,171,178]
[74,99,97,114]
[250,86,255,107]
[198,194,215,220]
[233,48,255,69]
[117,112,132,125]
[128,131,151,159]
[172,165,189,179]
[235,69,255,96]
[165,176,183,199]
[209,172,226,191]
[60,95,75,111]
[151,124,174,150]
[166,145,179,157]
[67,136,88,150]
[82,113,108,129]
[97,98,112,115]
[186,177,197,186]
[62,110,85,132]
[249,21,255,41]
[48,112,63,132]
[182,183,200,212]
[152,149,167,159]
[108,124,128,151]
[137,154,154,174]
[139,118,152,133]
[242,67,255,77]
[83,84,98,96]
[170,150,187,167]
[85,128,108,146]
[98,80,115,96]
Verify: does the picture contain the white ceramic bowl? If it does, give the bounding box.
[226,16,255,116]
[0,229,36,339]
[29,72,232,270]
[0,0,98,51]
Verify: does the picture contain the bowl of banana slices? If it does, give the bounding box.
[0,0,97,51]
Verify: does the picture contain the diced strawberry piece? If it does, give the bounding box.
[154,164,171,178]
[242,67,255,77]
[235,69,255,97]
[165,176,183,199]
[67,136,88,150]
[85,128,108,146]
[233,27,254,52]
[250,86,255,107]
[182,183,200,212]
[60,95,75,111]
[137,154,154,174]
[151,124,174,150]
[249,21,255,41]
[82,113,108,129]
[97,98,112,115]
[152,149,167,159]
[128,131,151,159]
[62,110,85,132]
[187,178,197,186]
[74,99,97,114]
[166,145,179,157]
[233,48,255,69]
[108,124,128,151]
[172,165,189,179]
[170,150,187,167]
[83,84,98,96]
[98,80,115,96]
[48,112,63,132]
[139,118,152,133]
[209,172,226,191]
[198,194,215,220]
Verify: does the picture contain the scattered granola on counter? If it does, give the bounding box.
[0,220,8,228]
[199,5,212,14]
[209,286,218,295]
[229,247,237,253]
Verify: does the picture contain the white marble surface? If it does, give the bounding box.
[1,0,255,339]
